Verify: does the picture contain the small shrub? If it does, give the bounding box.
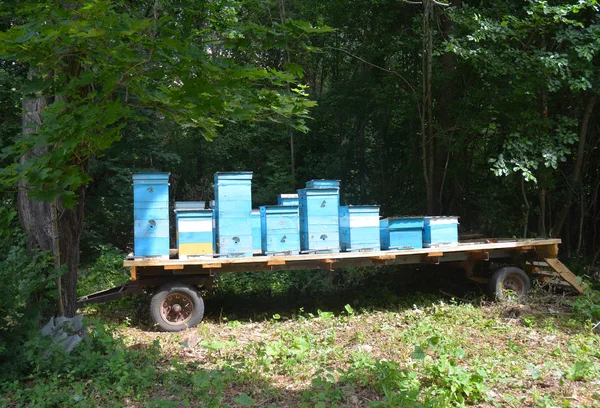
[571,289,600,323]
[78,244,129,296]
[0,206,55,380]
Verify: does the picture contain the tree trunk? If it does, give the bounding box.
[19,94,85,317]
[538,187,546,237]
[552,94,597,237]
[422,0,435,214]
[358,114,366,203]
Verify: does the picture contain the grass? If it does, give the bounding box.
[2,269,600,407]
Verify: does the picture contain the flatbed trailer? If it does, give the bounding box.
[77,238,584,332]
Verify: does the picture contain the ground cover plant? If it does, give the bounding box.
[2,268,599,407]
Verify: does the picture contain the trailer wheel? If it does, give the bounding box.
[150,283,204,332]
[489,266,530,302]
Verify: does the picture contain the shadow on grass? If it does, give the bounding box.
[203,264,485,323]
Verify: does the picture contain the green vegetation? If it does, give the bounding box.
[2,280,600,406]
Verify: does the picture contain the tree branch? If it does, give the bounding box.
[325,46,418,97]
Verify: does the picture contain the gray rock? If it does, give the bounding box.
[180,332,200,349]
[60,335,83,353]
[41,317,55,336]
[40,315,86,354]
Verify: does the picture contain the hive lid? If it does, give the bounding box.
[306,179,340,189]
[174,201,206,211]
[132,173,170,182]
[298,188,340,195]
[214,171,253,182]
[424,216,459,225]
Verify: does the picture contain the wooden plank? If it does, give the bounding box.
[131,266,137,281]
[545,258,585,294]
[422,255,440,264]
[370,255,397,261]
[370,254,396,265]
[267,259,287,266]
[427,252,444,257]
[536,244,559,260]
[164,265,185,270]
[123,239,562,271]
[318,259,336,271]
[203,263,221,269]
[123,239,560,266]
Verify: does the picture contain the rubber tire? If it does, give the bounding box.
[150,283,204,332]
[489,266,531,302]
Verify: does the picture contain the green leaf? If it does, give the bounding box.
[411,346,425,360]
[233,393,255,407]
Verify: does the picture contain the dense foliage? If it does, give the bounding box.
[0,0,599,404]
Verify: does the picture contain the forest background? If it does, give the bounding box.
[0,0,599,406]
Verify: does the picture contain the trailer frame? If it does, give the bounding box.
[77,238,584,331]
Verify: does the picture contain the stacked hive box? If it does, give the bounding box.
[252,209,261,254]
[133,173,170,258]
[423,216,459,247]
[214,172,253,257]
[380,217,424,250]
[277,194,299,206]
[174,202,213,259]
[298,180,340,254]
[260,205,300,255]
[339,205,380,251]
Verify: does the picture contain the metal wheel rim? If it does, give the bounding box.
[503,275,525,295]
[160,293,193,325]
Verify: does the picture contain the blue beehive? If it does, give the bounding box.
[174,202,213,259]
[380,217,424,250]
[298,186,340,253]
[252,209,261,254]
[214,172,253,257]
[339,205,380,252]
[277,194,299,206]
[423,216,459,248]
[133,173,170,258]
[260,205,300,255]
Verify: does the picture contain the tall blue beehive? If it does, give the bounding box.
[277,194,299,206]
[260,205,300,255]
[174,202,213,259]
[252,209,261,254]
[423,216,459,248]
[298,180,340,253]
[133,173,170,258]
[339,205,380,251]
[214,172,253,257]
[380,217,424,250]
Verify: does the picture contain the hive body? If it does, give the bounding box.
[339,205,380,251]
[214,172,253,257]
[380,217,424,250]
[133,173,170,258]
